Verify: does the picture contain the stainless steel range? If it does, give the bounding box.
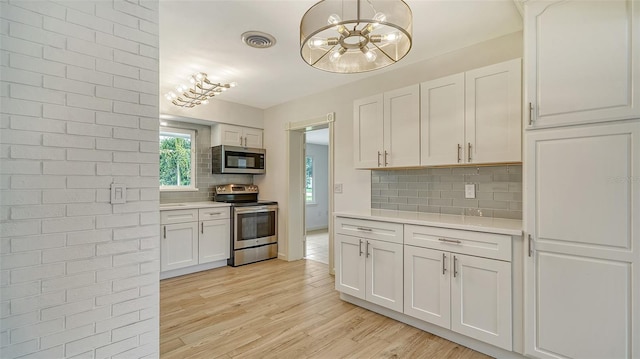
[214,184,278,266]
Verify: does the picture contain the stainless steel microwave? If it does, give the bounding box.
[211,145,266,174]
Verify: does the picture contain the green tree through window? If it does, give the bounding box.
[305,156,314,203]
[160,127,195,189]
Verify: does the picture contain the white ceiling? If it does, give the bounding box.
[306,128,330,146]
[159,0,522,110]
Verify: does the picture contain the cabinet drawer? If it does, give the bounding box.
[160,209,198,225]
[404,225,512,261]
[199,207,230,221]
[336,217,403,244]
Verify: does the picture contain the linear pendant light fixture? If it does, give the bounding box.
[165,73,237,108]
[300,0,412,73]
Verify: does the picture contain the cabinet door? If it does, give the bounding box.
[161,222,199,272]
[384,84,420,167]
[353,94,384,169]
[525,122,640,359]
[366,239,403,312]
[335,234,365,300]
[243,128,263,148]
[403,245,450,328]
[219,124,244,146]
[465,58,521,164]
[420,74,465,166]
[525,0,640,128]
[199,219,230,263]
[451,253,512,351]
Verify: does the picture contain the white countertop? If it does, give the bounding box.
[159,201,232,211]
[335,209,522,236]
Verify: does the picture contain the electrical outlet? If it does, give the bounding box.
[334,183,343,193]
[465,183,476,199]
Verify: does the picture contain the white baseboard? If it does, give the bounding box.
[160,259,227,280]
[306,226,329,232]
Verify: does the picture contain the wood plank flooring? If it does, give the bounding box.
[160,259,491,359]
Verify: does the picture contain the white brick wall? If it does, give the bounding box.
[0,1,160,358]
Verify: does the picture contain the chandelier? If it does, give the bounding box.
[300,0,412,74]
[165,73,237,108]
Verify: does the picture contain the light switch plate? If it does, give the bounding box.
[334,183,343,193]
[465,183,476,199]
[111,183,126,204]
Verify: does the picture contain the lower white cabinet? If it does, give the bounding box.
[161,206,230,275]
[335,232,403,312]
[404,246,512,350]
[162,222,199,271]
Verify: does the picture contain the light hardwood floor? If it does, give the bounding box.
[305,229,329,264]
[160,259,491,359]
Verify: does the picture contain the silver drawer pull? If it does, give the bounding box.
[356,227,373,232]
[438,238,462,244]
[205,212,222,216]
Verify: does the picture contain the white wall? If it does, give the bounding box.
[255,31,523,258]
[0,1,160,357]
[305,143,329,231]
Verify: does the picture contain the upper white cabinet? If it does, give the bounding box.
[212,123,263,148]
[524,122,640,359]
[420,59,522,166]
[353,85,420,169]
[525,0,640,128]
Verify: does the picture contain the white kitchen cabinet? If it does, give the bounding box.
[524,122,640,359]
[404,245,451,328]
[420,73,465,166]
[335,218,404,312]
[404,225,513,351]
[420,59,521,166]
[353,85,419,169]
[198,207,230,263]
[161,206,231,277]
[161,222,199,271]
[212,123,263,148]
[524,0,640,128]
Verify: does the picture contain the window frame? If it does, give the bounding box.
[159,126,197,192]
[305,155,316,205]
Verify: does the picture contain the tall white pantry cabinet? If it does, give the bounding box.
[523,1,640,358]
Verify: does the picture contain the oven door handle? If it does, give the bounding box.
[234,206,277,214]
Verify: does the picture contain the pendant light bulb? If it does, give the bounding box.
[229,82,237,88]
[383,31,402,43]
[362,48,377,62]
[308,37,327,49]
[202,100,209,105]
[373,12,387,25]
[329,48,345,63]
[327,14,341,25]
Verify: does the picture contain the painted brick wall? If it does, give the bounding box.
[159,121,252,203]
[0,1,160,358]
[372,165,523,219]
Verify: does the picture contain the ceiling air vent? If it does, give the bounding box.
[241,31,277,49]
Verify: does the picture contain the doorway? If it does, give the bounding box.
[304,128,330,264]
[285,113,335,274]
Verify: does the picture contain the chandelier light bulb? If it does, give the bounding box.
[229,82,237,88]
[362,48,377,62]
[195,73,204,81]
[202,100,209,105]
[170,92,177,99]
[329,48,346,63]
[308,37,327,49]
[373,12,387,25]
[327,14,341,25]
[384,31,402,43]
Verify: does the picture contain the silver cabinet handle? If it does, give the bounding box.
[359,239,363,257]
[453,255,458,278]
[239,136,243,146]
[201,222,204,234]
[528,234,533,257]
[377,151,381,167]
[244,137,247,147]
[366,240,370,258]
[356,227,372,232]
[438,238,461,244]
[529,102,533,126]
[467,142,472,162]
[457,144,462,163]
[442,253,446,275]
[163,226,166,239]
[384,150,389,166]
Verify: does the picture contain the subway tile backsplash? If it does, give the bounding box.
[160,122,252,203]
[371,165,522,219]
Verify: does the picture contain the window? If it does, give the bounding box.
[159,127,196,191]
[305,155,315,204]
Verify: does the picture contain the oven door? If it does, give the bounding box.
[233,205,277,249]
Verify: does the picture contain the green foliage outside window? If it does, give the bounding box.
[305,156,314,203]
[160,135,192,187]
